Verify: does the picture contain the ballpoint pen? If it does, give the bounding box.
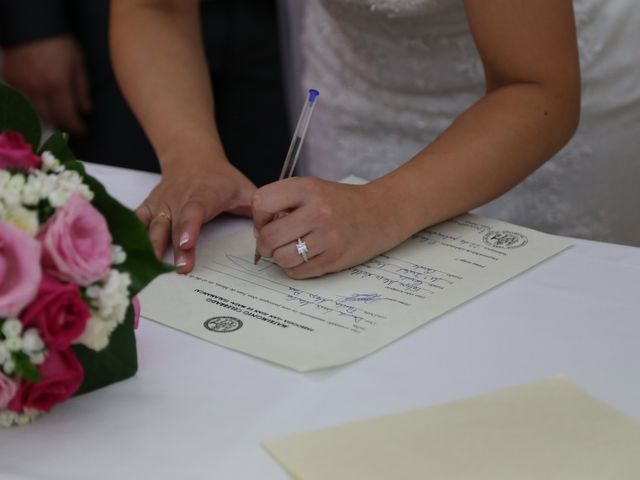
[254,88,320,264]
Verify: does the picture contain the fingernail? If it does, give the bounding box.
[175,255,187,267]
[253,226,258,239]
[179,232,190,247]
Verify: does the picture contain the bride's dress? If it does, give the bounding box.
[285,0,640,246]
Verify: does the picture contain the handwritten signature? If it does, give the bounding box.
[336,293,383,304]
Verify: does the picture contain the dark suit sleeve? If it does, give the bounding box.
[0,0,70,48]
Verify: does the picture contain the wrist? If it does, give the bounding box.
[157,132,229,174]
[365,172,435,241]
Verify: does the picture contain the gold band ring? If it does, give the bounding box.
[154,212,172,223]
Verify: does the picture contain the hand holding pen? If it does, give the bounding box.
[254,89,320,264]
[252,89,403,279]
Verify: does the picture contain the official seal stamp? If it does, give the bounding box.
[204,316,243,333]
[483,230,528,249]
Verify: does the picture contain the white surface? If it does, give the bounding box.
[1,163,639,479]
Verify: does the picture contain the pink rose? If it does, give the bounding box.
[0,131,42,170]
[0,372,18,409]
[0,222,42,317]
[22,273,91,350]
[8,348,83,414]
[40,193,112,286]
[132,296,141,330]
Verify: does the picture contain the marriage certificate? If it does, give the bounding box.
[139,214,571,371]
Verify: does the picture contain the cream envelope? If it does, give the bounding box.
[264,377,640,479]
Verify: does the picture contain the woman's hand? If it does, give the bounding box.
[252,177,406,279]
[138,155,255,273]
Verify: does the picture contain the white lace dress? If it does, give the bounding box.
[283,0,640,246]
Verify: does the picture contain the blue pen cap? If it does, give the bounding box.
[308,89,320,103]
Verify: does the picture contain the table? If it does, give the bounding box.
[1,163,639,479]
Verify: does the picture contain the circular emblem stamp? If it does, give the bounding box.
[204,316,243,333]
[483,230,528,249]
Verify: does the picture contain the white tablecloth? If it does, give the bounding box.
[1,163,639,479]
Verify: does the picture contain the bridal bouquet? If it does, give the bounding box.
[0,83,172,427]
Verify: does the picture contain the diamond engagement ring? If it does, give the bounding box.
[296,238,309,262]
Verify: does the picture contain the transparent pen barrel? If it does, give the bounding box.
[279,90,319,180]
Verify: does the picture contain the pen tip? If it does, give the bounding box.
[254,253,261,265]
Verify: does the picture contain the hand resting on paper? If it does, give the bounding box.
[136,152,255,273]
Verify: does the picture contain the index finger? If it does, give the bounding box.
[252,177,312,230]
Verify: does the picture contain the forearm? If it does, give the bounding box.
[370,81,580,240]
[109,0,225,169]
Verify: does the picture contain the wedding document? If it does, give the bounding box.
[139,214,571,371]
[263,377,640,479]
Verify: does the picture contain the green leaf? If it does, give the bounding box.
[13,351,41,383]
[38,131,75,163]
[73,306,138,396]
[0,82,42,150]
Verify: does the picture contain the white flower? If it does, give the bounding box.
[29,352,45,365]
[75,314,118,352]
[111,245,127,265]
[85,285,101,299]
[3,205,39,236]
[0,323,47,374]
[41,169,94,208]
[4,337,22,353]
[2,174,25,207]
[17,168,94,211]
[0,170,10,190]
[79,184,93,200]
[1,319,22,339]
[21,184,40,206]
[38,173,56,199]
[91,270,132,325]
[15,413,33,426]
[21,174,43,206]
[48,189,68,208]
[3,357,15,375]
[2,185,21,206]
[57,170,83,193]
[0,410,17,428]
[0,408,42,428]
[21,329,44,354]
[22,329,46,365]
[7,174,25,191]
[0,343,8,365]
[41,151,63,172]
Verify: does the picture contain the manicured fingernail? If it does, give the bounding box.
[253,226,258,238]
[175,255,187,267]
[179,232,190,247]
